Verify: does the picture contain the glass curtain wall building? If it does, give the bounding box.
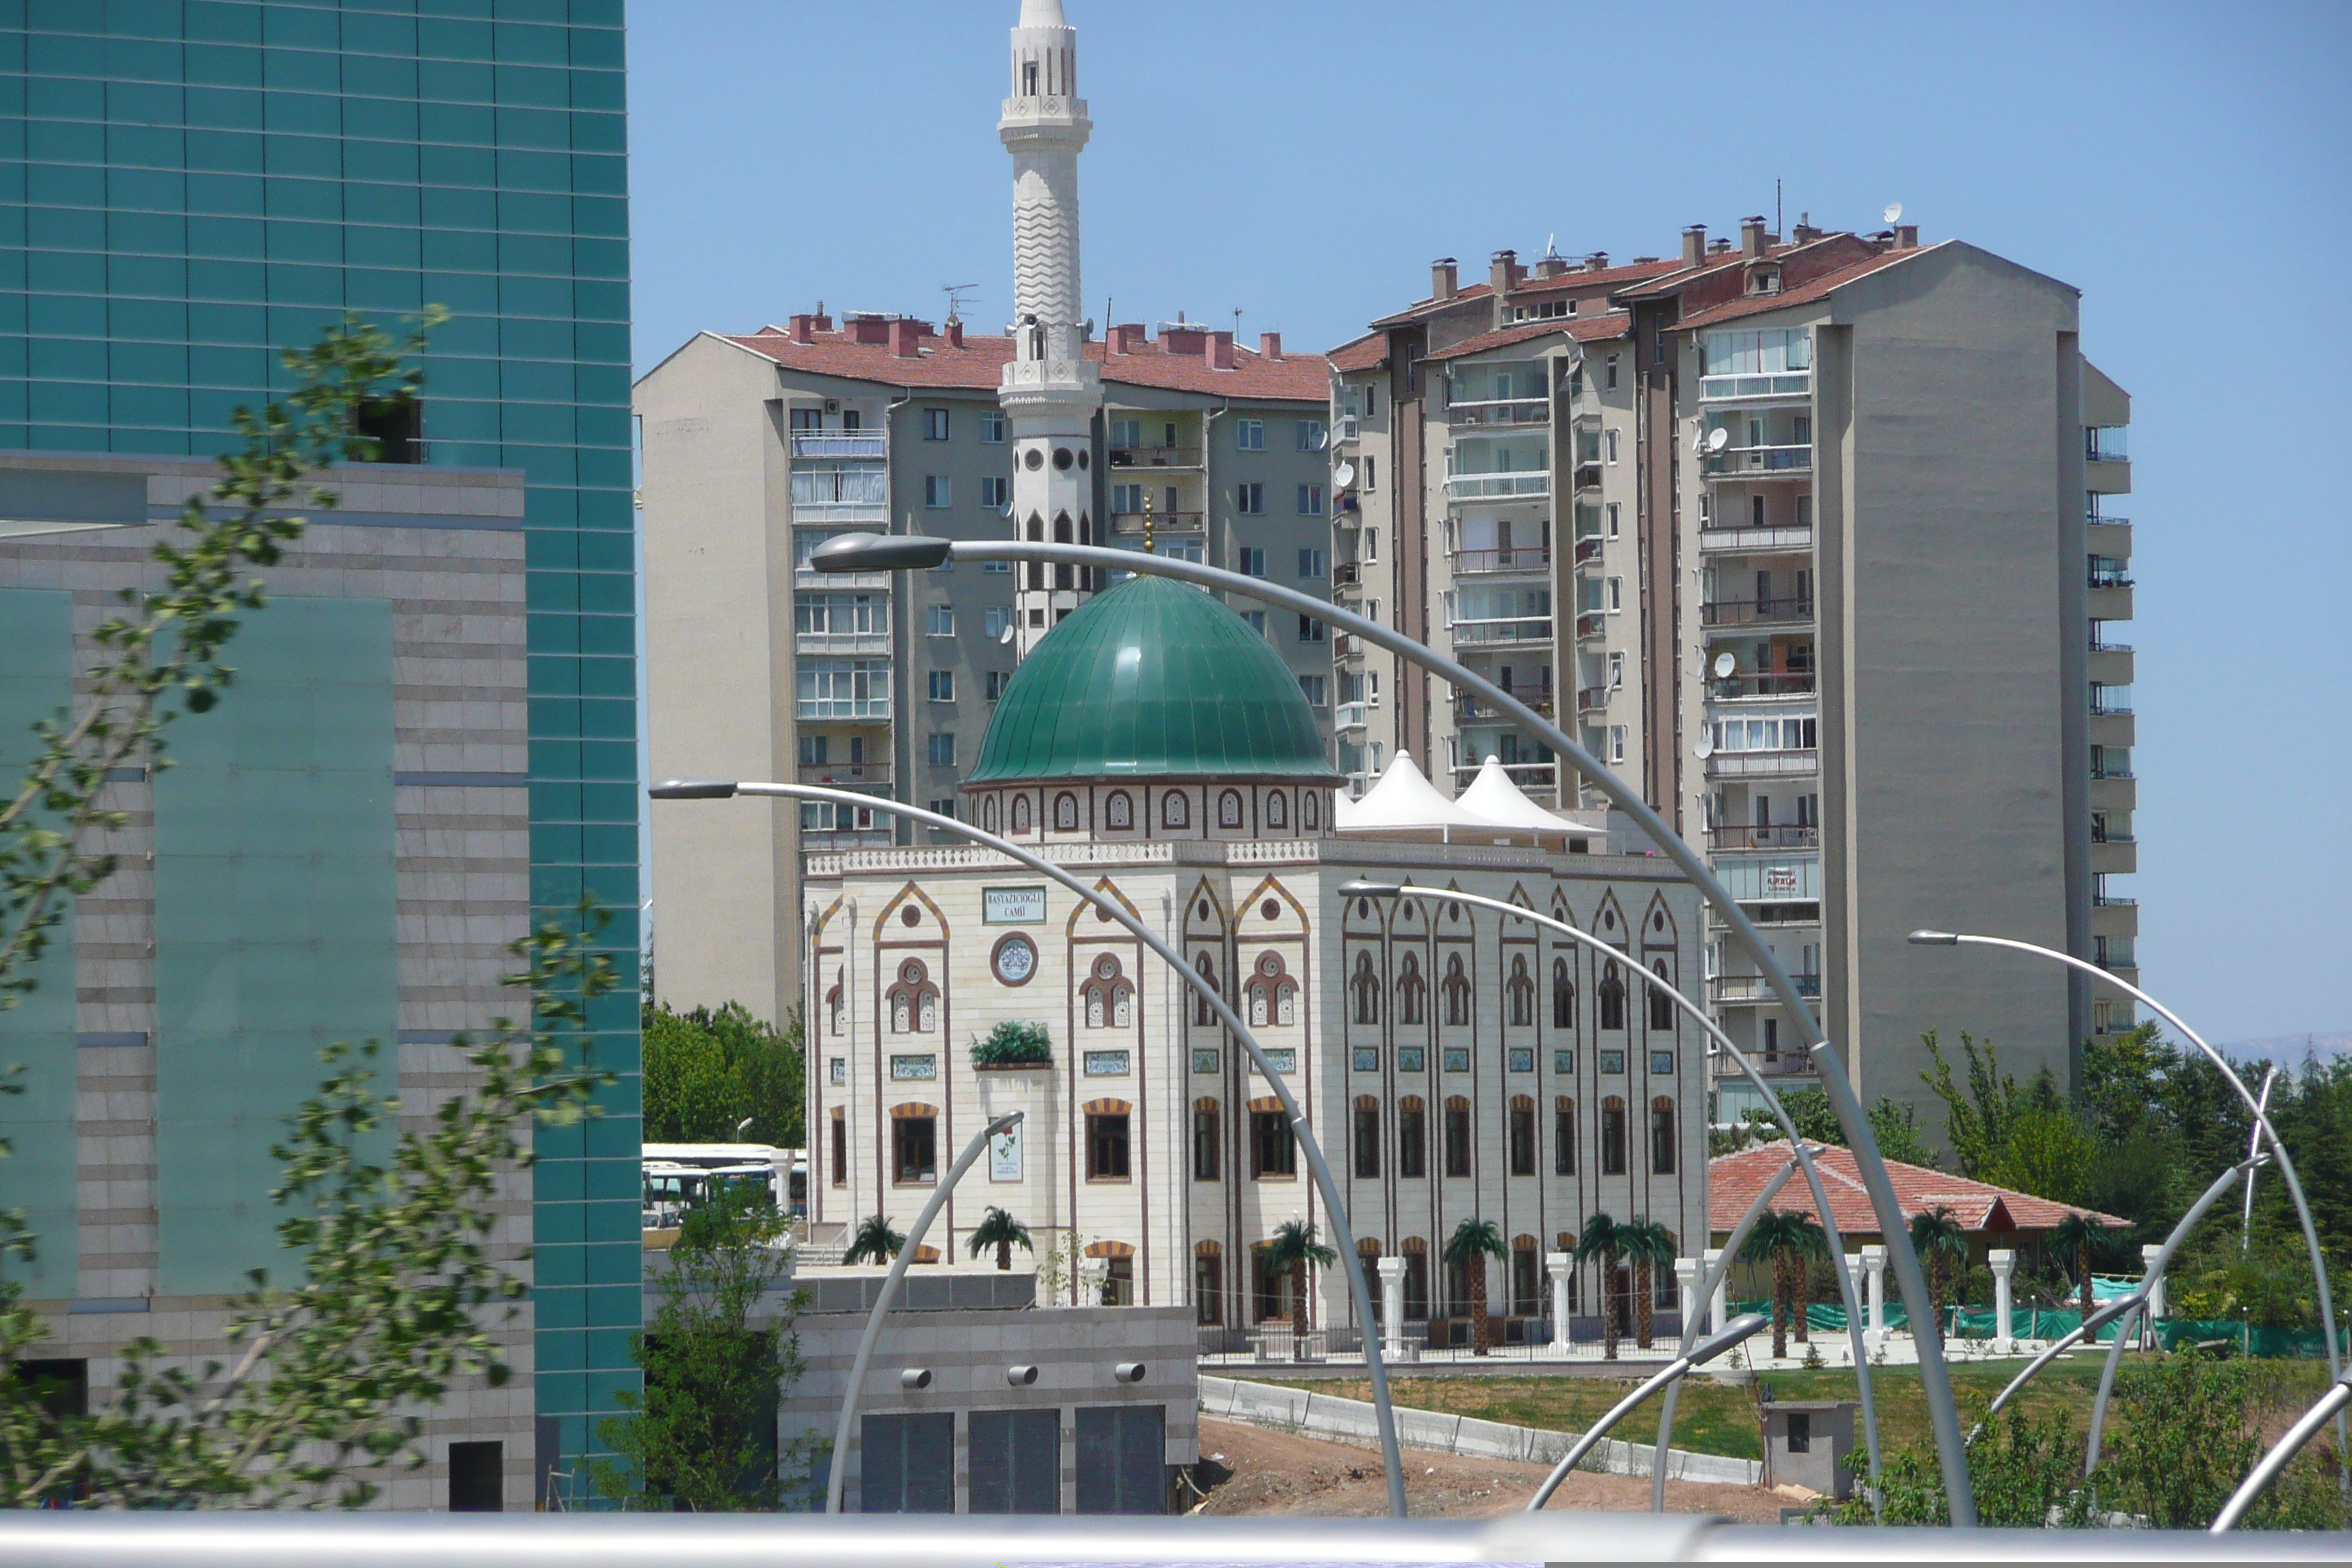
[0,0,639,1475]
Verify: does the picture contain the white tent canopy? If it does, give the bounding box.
[1457,755,1605,840]
[1335,750,1494,840]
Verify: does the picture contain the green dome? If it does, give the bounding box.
[966,576,1338,784]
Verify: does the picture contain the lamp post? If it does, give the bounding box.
[650,779,1409,1518]
[1524,1313,1769,1510]
[822,1109,1021,1514]
[1907,928,2345,1473]
[821,530,1975,1521]
[1337,879,1880,1507]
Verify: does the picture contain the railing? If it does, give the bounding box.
[796,761,891,786]
[791,430,886,459]
[1709,972,1821,1003]
[1697,370,1811,401]
[2091,690,2134,715]
[1449,617,1553,647]
[1109,510,1204,535]
[796,698,893,721]
[791,500,890,526]
[1444,472,1550,500]
[1333,560,1361,587]
[2085,427,2129,462]
[1333,415,1360,443]
[1698,523,1812,554]
[1448,760,1557,788]
[1572,462,1602,491]
[1572,536,1605,567]
[1577,685,1609,715]
[1705,749,1817,778]
[1700,596,1814,627]
[1703,444,1811,476]
[1108,445,1201,468]
[2086,513,2131,529]
[1451,546,1550,575]
[1706,823,1820,851]
[1335,701,1368,731]
[1455,687,1554,720]
[1449,399,1549,429]
[2089,566,2134,589]
[1711,670,1816,698]
[795,629,892,655]
[1333,633,1358,659]
[2090,638,2134,653]
[2094,892,2138,907]
[2091,765,2136,780]
[1575,610,1607,640]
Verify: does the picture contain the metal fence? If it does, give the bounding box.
[1196,1315,1691,1368]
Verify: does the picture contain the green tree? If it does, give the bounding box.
[1617,1216,1677,1350]
[2051,1211,2101,1318]
[1443,1218,1507,1357]
[1734,1088,1939,1169]
[1909,1205,1969,1341]
[1866,1096,1940,1167]
[641,1000,804,1147]
[1572,1212,1624,1360]
[843,1213,904,1267]
[1738,1210,1824,1359]
[1264,1219,1338,1339]
[596,1180,803,1512]
[0,904,614,1508]
[968,1206,1033,1272]
[1991,1104,2098,1203]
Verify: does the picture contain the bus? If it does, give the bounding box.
[641,1142,807,1231]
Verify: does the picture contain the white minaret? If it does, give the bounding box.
[999,0,1102,657]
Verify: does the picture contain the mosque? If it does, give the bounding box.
[804,576,1707,1341]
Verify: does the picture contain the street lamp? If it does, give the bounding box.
[815,530,1972,1520]
[1524,1313,1769,1510]
[1338,879,1881,1507]
[1907,928,2346,1471]
[650,779,1409,1517]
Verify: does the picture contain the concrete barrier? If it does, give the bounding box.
[1199,1375,1761,1486]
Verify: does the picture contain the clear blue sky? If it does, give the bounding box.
[625,0,2351,1047]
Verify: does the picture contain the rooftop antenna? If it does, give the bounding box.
[942,283,978,323]
[1775,178,1782,241]
[1232,307,1243,342]
[1883,201,1904,230]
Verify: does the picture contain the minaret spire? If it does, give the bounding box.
[998,0,1101,658]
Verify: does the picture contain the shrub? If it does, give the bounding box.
[973,1019,1052,1066]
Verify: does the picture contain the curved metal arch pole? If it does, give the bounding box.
[2212,1378,2352,1532]
[2241,1068,2277,1253]
[1915,931,2345,1474]
[1651,1153,1798,1512]
[658,780,1410,1518]
[843,533,1977,1522]
[1526,1313,1768,1510]
[1344,881,1881,1507]
[2083,1156,2258,1480]
[822,1109,1020,1513]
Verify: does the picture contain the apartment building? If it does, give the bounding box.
[637,314,1333,1022]
[1330,219,2136,1128]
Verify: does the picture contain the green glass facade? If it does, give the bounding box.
[0,0,638,1465]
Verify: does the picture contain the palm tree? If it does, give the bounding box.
[2052,1211,2099,1322]
[1573,1212,1624,1360]
[1739,1210,1826,1360]
[843,1212,905,1267]
[1264,1218,1338,1340]
[1618,1216,1678,1350]
[1909,1205,1969,1343]
[968,1206,1034,1271]
[1443,1217,1508,1355]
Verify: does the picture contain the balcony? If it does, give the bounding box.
[1333,561,1362,587]
[795,628,892,657]
[1108,445,1202,469]
[1710,670,1816,699]
[2089,564,2134,589]
[1444,471,1551,502]
[796,761,892,787]
[1456,686,1554,721]
[1572,536,1605,568]
[1703,444,1812,478]
[796,695,893,722]
[1699,523,1812,556]
[1333,415,1361,444]
[1449,399,1549,431]
[1333,633,1360,660]
[2091,688,2133,716]
[1697,371,1811,402]
[1572,462,1603,493]
[1575,610,1607,641]
[1109,510,1205,535]
[1700,596,1814,630]
[1451,546,1550,577]
[1335,701,1368,732]
[1449,615,1553,648]
[1577,684,1609,715]
[1706,823,1820,852]
[1708,973,1822,1004]
[1450,759,1557,790]
[791,430,886,459]
[1705,748,1817,780]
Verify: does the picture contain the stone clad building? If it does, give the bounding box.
[805,575,1705,1340]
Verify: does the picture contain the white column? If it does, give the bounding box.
[1376,1256,1406,1361]
[1989,1248,2016,1354]
[1703,1247,1727,1336]
[2141,1242,2166,1346]
[1861,1244,1888,1347]
[1844,1255,1862,1357]
[1546,1252,1575,1351]
[1673,1257,1701,1342]
[1079,1256,1107,1308]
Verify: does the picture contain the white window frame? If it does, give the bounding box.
[927,604,954,636]
[923,475,951,509]
[1236,418,1265,452]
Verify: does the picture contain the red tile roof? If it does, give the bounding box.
[1368,283,1495,329]
[1422,313,1632,363]
[1671,246,1930,333]
[717,325,1330,402]
[1708,1144,2127,1239]
[1327,331,1390,374]
[1514,257,1684,295]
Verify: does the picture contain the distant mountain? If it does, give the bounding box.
[2215,1031,2352,1066]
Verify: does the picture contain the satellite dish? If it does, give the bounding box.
[999,622,1016,646]
[1687,427,1705,453]
[1706,427,1730,453]
[1334,462,1357,488]
[1713,652,1736,679]
[1883,202,1903,227]
[1693,734,1715,760]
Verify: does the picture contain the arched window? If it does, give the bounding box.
[1054,791,1079,831]
[1266,792,1287,829]
[1194,951,1218,1027]
[1011,794,1033,834]
[826,969,844,1036]
[1245,951,1295,1028]
[1164,791,1190,829]
[1398,1098,1427,1179]
[1552,957,1576,1029]
[1507,1094,1536,1176]
[981,794,1001,834]
[1303,791,1320,831]
[1025,515,1044,591]
[1106,791,1133,830]
[1401,1237,1431,1320]
[1507,954,1534,1028]
[1650,1096,1676,1175]
[1397,954,1425,1026]
[1350,950,1380,1025]
[1598,961,1627,1031]
[1441,953,1471,1027]
[1218,789,1244,829]
[1553,1096,1575,1175]
[1082,954,1133,1030]
[1600,1095,1627,1175]
[887,958,938,1034]
[1648,960,1676,1030]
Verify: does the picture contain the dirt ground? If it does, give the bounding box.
[1187,1416,1792,1522]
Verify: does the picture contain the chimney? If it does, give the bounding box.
[1709,238,1733,256]
[1205,330,1235,371]
[1533,252,1567,279]
[946,319,965,348]
[1490,248,1520,294]
[1583,251,1610,273]
[1681,225,1707,268]
[848,314,890,345]
[789,313,815,344]
[1791,222,1823,244]
[890,319,923,358]
[1431,257,1458,300]
[1741,216,1768,258]
[1894,223,1919,251]
[1162,323,1205,356]
[1258,331,1283,361]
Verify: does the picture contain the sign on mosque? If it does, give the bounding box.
[983,886,1047,924]
[989,1121,1023,1182]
